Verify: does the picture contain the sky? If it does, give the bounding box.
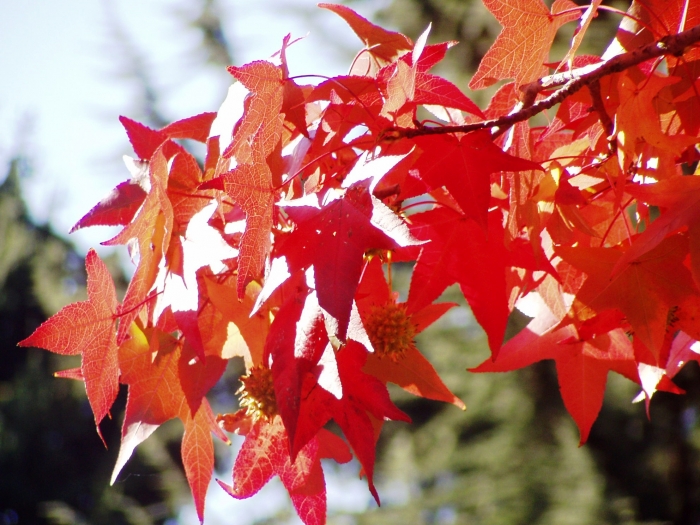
[0,0,364,256]
[0,0,402,522]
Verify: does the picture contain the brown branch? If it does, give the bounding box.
[587,80,613,137]
[381,24,700,141]
[587,79,617,155]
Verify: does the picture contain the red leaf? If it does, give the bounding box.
[268,290,329,446]
[293,341,409,503]
[70,180,147,233]
[407,208,511,354]
[178,339,227,417]
[119,113,216,163]
[119,116,166,160]
[612,176,700,278]
[333,341,410,503]
[355,258,464,408]
[558,236,695,360]
[219,416,334,525]
[472,323,637,443]
[112,324,186,483]
[277,182,421,340]
[161,112,217,143]
[19,249,119,438]
[411,130,542,229]
[219,60,285,296]
[413,72,485,117]
[182,400,218,523]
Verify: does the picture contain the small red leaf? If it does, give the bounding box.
[70,181,147,233]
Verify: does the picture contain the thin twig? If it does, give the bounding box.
[381,24,700,141]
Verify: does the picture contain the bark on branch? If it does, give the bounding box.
[381,24,700,141]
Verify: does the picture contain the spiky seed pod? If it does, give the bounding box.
[237,365,277,422]
[364,302,416,361]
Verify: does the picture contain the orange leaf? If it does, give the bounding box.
[19,249,119,438]
[105,147,174,344]
[111,324,186,484]
[218,61,285,296]
[203,275,269,367]
[182,401,217,523]
[615,72,698,167]
[319,3,412,75]
[469,0,580,89]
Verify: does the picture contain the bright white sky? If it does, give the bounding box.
[0,0,409,522]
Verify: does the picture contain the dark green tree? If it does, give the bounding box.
[0,158,192,524]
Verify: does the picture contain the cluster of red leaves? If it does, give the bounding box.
[18,1,700,523]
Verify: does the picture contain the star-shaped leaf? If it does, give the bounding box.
[472,321,638,443]
[276,182,421,340]
[354,258,464,408]
[558,235,695,360]
[218,417,350,525]
[18,249,119,439]
[406,207,511,354]
[104,146,174,344]
[411,130,542,229]
[319,3,413,75]
[469,0,580,89]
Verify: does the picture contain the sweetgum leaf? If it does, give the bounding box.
[178,340,226,418]
[119,113,216,162]
[203,275,269,367]
[413,72,484,117]
[119,116,167,161]
[105,147,174,344]
[469,0,580,89]
[333,341,410,503]
[407,208,511,355]
[267,290,328,446]
[615,73,698,167]
[278,182,421,340]
[70,180,147,233]
[411,130,542,230]
[291,341,409,503]
[612,176,700,278]
[218,60,285,296]
[472,324,637,444]
[182,401,217,523]
[355,258,464,408]
[220,159,278,298]
[319,3,412,68]
[112,324,186,484]
[558,235,695,360]
[18,249,119,439]
[613,0,700,64]
[219,417,331,525]
[161,112,216,143]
